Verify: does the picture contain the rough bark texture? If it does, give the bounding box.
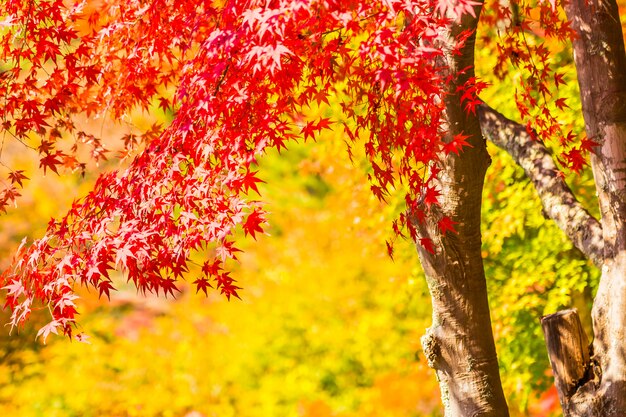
[557,0,626,415]
[541,309,597,416]
[478,105,604,267]
[414,5,509,416]
[415,0,625,415]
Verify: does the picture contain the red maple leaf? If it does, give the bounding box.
[420,237,436,254]
[554,73,566,89]
[193,278,213,296]
[7,170,29,187]
[438,216,458,235]
[564,148,587,172]
[580,137,600,152]
[241,170,265,195]
[242,209,266,240]
[39,152,62,175]
[423,186,441,207]
[443,134,472,155]
[36,321,60,344]
[554,97,569,110]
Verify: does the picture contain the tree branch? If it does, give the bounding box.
[477,104,604,267]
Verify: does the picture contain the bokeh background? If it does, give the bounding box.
[2,3,626,416]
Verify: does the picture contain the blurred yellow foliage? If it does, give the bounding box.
[0,115,441,417]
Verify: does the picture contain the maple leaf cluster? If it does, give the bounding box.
[0,0,579,339]
[479,0,590,171]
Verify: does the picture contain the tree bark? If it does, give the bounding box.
[548,0,626,415]
[413,5,510,416]
[477,104,604,266]
[541,309,598,416]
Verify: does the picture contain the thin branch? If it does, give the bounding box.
[477,103,604,267]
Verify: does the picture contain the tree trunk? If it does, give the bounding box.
[545,0,626,415]
[413,5,510,416]
[541,309,597,415]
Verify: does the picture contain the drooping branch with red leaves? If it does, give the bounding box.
[2,0,625,416]
[1,0,472,337]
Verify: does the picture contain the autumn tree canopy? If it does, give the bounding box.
[1,0,625,416]
[0,0,579,336]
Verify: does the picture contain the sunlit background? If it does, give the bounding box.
[0,101,569,417]
[2,2,625,416]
